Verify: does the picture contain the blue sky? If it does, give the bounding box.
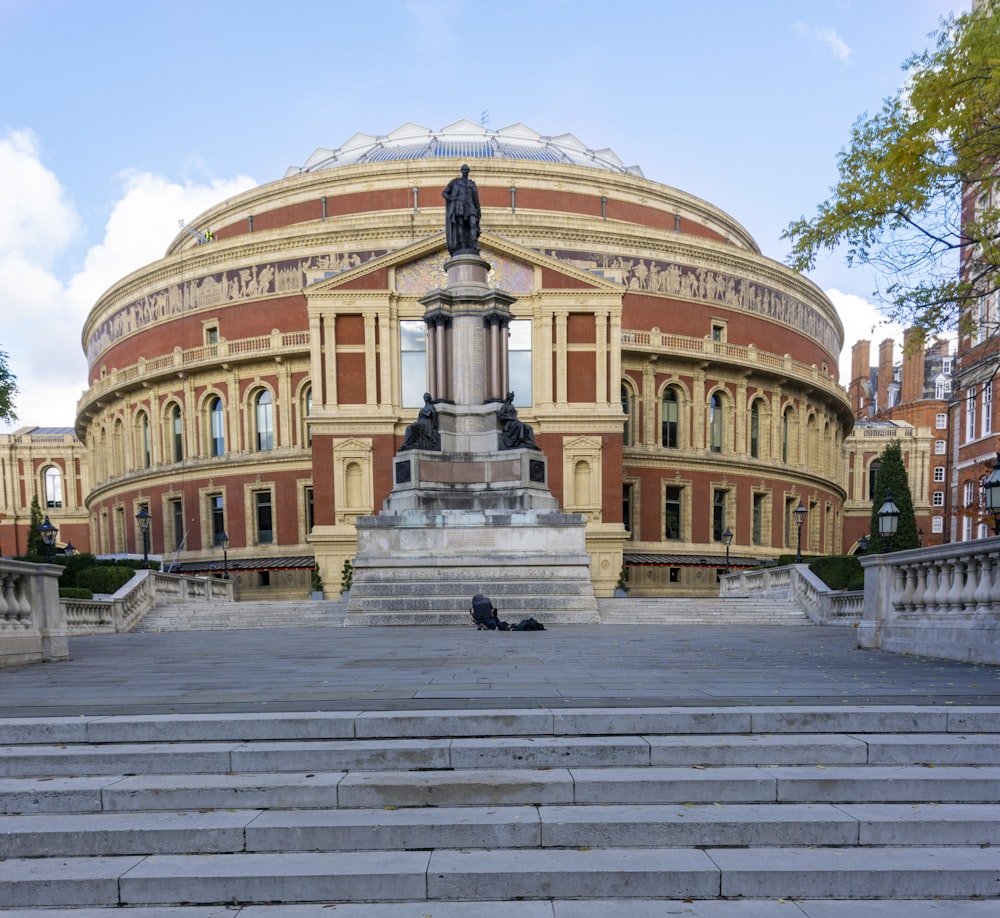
[0,0,965,428]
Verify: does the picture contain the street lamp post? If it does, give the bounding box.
[983,453,1000,536]
[218,530,230,580]
[877,491,900,551]
[722,527,733,575]
[858,533,869,555]
[793,501,808,563]
[135,507,151,569]
[37,516,58,561]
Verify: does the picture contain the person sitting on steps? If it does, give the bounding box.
[469,594,507,630]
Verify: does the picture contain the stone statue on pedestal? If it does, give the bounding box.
[497,391,537,450]
[401,393,440,451]
[442,164,481,255]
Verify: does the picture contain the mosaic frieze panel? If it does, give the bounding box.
[86,250,388,367]
[542,248,840,357]
[394,247,535,295]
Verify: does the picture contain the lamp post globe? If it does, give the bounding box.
[793,501,807,564]
[983,453,1000,536]
[37,516,58,561]
[135,507,151,570]
[877,491,900,552]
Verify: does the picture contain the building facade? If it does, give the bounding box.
[14,122,855,596]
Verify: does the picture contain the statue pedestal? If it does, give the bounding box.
[345,242,598,625]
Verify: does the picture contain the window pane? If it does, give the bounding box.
[211,398,225,457]
[401,321,427,408]
[256,391,274,451]
[255,491,273,544]
[665,487,681,540]
[662,390,678,448]
[508,320,532,405]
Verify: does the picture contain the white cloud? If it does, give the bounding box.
[792,22,853,62]
[0,129,255,432]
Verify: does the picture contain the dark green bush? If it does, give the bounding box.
[59,587,94,600]
[73,565,138,595]
[808,555,863,591]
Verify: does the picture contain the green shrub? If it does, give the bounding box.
[808,555,863,591]
[59,587,94,600]
[74,565,138,595]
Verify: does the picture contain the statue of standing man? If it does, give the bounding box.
[442,164,481,255]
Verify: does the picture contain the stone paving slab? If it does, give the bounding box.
[118,851,431,905]
[427,847,721,900]
[0,625,997,717]
[710,845,1000,898]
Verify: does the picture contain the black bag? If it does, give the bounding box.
[511,617,545,631]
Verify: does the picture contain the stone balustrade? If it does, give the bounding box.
[720,564,863,626]
[859,537,1000,664]
[0,560,67,666]
[62,570,235,636]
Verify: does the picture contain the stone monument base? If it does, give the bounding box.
[344,508,600,626]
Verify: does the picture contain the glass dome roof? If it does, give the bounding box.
[285,120,644,178]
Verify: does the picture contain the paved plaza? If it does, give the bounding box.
[2,624,999,717]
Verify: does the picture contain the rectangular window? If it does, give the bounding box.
[712,489,726,542]
[932,516,944,534]
[209,494,225,546]
[933,491,945,507]
[784,498,797,550]
[935,440,946,455]
[255,491,273,544]
[966,387,977,441]
[508,320,533,406]
[662,394,679,448]
[664,487,681,540]
[305,486,315,534]
[984,382,993,435]
[752,493,764,546]
[171,498,184,551]
[622,483,633,536]
[205,325,219,345]
[935,413,947,429]
[400,320,427,409]
[934,466,945,482]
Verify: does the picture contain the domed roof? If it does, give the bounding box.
[285,120,644,178]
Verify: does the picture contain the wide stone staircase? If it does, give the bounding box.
[599,596,809,625]
[1,706,999,914]
[132,599,349,632]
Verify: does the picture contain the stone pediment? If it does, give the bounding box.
[305,232,624,297]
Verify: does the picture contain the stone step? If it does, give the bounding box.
[4,732,1000,778]
[5,764,1000,814]
[3,902,999,918]
[1,846,998,907]
[7,802,1000,858]
[134,600,348,632]
[3,705,997,744]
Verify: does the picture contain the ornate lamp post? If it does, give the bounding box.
[135,507,151,569]
[218,530,230,580]
[793,501,808,563]
[37,516,58,561]
[983,453,1000,536]
[858,533,869,555]
[722,527,733,575]
[877,491,900,551]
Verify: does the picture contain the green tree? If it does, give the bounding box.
[0,348,17,425]
[26,495,44,557]
[784,2,1000,341]
[867,441,920,553]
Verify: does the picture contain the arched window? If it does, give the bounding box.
[869,459,881,500]
[209,397,225,457]
[137,412,151,469]
[621,383,633,447]
[255,390,274,452]
[113,419,125,474]
[44,466,63,508]
[782,408,793,464]
[170,405,183,462]
[708,393,723,453]
[750,401,761,458]
[304,386,313,447]
[662,388,679,448]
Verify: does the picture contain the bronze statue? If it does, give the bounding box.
[442,164,481,255]
[497,391,537,450]
[401,393,440,451]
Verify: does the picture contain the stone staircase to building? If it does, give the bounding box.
[131,595,809,632]
[1,706,998,913]
[599,596,810,625]
[132,599,349,632]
